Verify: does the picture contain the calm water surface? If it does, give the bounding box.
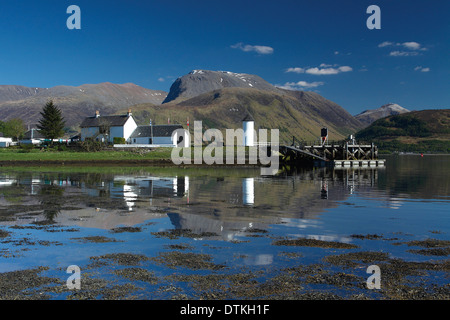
[0,154,448,298]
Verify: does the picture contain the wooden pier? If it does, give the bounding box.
[279,134,385,168]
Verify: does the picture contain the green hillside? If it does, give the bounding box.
[355,109,450,153]
[122,87,362,144]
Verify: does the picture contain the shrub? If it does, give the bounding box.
[18,143,35,153]
[113,137,126,144]
[79,139,103,152]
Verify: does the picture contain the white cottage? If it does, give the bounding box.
[129,124,187,147]
[80,110,137,143]
[0,132,13,148]
[20,129,46,145]
[79,110,189,147]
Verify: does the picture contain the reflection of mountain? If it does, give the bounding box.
[163,167,382,240]
[376,155,450,199]
[4,157,444,235]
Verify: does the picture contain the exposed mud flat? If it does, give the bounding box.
[1,230,449,300]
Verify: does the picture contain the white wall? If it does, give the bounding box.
[130,136,174,146]
[0,138,13,147]
[123,117,138,141]
[154,136,173,145]
[109,126,123,142]
[20,139,43,145]
[81,127,98,141]
[132,137,152,144]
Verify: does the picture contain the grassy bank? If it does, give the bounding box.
[0,147,171,161]
[0,146,264,166]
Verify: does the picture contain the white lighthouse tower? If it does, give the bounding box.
[242,113,255,147]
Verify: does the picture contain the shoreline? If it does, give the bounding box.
[0,159,263,168]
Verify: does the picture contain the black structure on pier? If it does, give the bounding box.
[279,135,379,166]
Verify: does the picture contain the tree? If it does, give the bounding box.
[37,100,66,143]
[0,118,26,141]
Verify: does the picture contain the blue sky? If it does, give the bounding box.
[0,0,448,115]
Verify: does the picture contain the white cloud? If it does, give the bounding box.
[285,67,305,73]
[306,67,340,75]
[402,41,422,50]
[286,64,352,75]
[277,81,324,90]
[378,41,394,48]
[379,41,428,56]
[414,66,430,72]
[231,42,274,54]
[389,51,420,57]
[157,77,165,82]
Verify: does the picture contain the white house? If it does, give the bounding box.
[80,110,137,143]
[79,110,188,147]
[0,132,13,148]
[129,124,187,147]
[20,129,46,145]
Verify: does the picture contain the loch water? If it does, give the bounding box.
[0,154,449,299]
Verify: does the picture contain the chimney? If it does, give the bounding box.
[95,110,100,118]
[127,109,132,117]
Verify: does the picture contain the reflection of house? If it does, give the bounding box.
[111,176,189,211]
[80,110,188,146]
[21,129,46,145]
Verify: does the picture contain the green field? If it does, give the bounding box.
[0,147,173,162]
[0,145,263,164]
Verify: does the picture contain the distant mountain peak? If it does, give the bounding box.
[162,69,282,104]
[355,103,410,126]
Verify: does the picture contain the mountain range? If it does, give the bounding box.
[0,83,166,127]
[0,69,423,143]
[355,109,450,152]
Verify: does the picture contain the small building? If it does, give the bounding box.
[20,129,46,145]
[129,124,187,147]
[80,110,137,143]
[0,132,13,148]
